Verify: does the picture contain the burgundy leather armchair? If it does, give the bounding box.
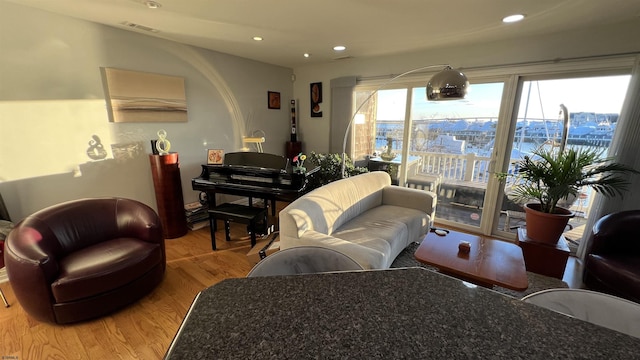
[4,198,165,324]
[583,209,640,303]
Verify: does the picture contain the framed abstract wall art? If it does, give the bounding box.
[101,67,188,123]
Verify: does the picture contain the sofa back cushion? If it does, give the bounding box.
[281,172,391,238]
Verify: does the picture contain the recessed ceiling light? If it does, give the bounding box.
[333,45,346,51]
[303,53,311,58]
[253,36,263,41]
[503,14,525,23]
[145,1,161,9]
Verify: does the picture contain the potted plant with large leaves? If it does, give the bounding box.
[506,146,639,244]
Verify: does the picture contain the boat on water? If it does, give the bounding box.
[374,113,615,155]
[424,134,465,154]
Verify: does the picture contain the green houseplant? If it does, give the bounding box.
[506,146,639,244]
[306,152,369,191]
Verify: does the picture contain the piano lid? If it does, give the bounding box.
[224,152,288,172]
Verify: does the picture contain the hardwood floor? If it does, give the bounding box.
[0,223,255,360]
[0,215,585,359]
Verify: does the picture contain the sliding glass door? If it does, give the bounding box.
[498,75,631,247]
[351,68,632,240]
[353,80,507,233]
[407,82,505,231]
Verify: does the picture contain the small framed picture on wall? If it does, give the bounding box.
[268,91,281,109]
[310,82,323,117]
[207,149,224,165]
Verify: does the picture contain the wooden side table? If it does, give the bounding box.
[517,228,570,279]
[149,153,188,239]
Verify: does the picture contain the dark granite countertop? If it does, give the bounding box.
[165,267,640,359]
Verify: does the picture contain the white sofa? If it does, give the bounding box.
[279,171,437,269]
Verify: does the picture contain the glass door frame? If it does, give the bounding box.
[353,73,514,235]
[351,55,636,240]
[493,69,634,241]
[422,72,518,236]
[480,74,521,237]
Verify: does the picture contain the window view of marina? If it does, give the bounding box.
[353,75,631,244]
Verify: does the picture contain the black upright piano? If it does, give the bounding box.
[192,152,317,216]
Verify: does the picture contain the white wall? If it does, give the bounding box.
[291,19,640,154]
[0,2,294,220]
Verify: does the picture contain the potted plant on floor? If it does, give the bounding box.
[505,146,639,244]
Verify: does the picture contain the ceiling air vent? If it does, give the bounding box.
[119,21,159,33]
[333,56,354,61]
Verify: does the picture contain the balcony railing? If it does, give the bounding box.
[408,150,519,184]
[402,150,589,240]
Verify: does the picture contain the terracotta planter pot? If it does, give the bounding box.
[524,203,574,244]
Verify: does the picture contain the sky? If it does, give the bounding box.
[374,75,631,121]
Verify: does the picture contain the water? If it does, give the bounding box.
[373,120,611,155]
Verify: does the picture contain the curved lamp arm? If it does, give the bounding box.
[341,65,468,178]
[559,104,569,154]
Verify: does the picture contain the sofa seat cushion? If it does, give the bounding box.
[586,254,640,300]
[51,238,162,303]
[331,205,428,267]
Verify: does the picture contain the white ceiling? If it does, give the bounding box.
[7,0,640,68]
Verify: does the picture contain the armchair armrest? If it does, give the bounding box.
[115,198,163,244]
[5,225,60,323]
[4,225,59,278]
[115,198,165,267]
[588,210,640,255]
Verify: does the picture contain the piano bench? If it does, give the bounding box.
[208,203,268,250]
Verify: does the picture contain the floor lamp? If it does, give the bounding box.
[341,65,469,178]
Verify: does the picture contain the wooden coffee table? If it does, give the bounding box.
[414,230,528,291]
